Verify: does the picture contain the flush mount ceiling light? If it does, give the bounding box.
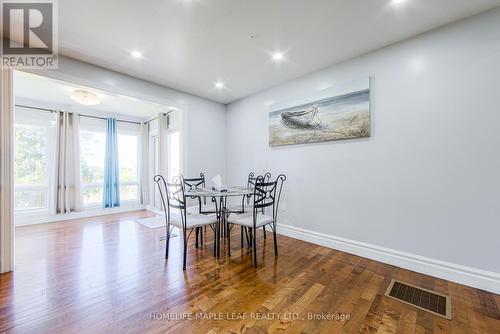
[215,82,224,89]
[391,0,406,5]
[70,89,102,106]
[131,50,143,59]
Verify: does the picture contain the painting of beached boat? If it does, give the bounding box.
[269,78,370,146]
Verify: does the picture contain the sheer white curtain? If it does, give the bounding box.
[166,110,182,178]
[139,122,150,205]
[157,113,168,179]
[0,69,14,273]
[49,111,83,214]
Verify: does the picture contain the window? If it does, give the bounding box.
[118,133,139,202]
[148,110,182,212]
[150,135,162,210]
[168,131,181,179]
[14,108,54,212]
[14,123,50,211]
[79,118,140,206]
[167,111,182,181]
[80,123,106,206]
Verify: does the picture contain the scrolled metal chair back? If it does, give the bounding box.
[247,172,271,188]
[154,174,187,228]
[252,174,286,221]
[182,172,205,190]
[167,175,186,211]
[182,172,207,206]
[246,172,271,208]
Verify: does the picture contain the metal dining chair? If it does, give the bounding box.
[228,172,272,247]
[229,172,271,213]
[154,174,219,270]
[183,173,215,214]
[227,174,286,267]
[182,172,216,248]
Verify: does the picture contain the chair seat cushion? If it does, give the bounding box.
[228,213,273,228]
[226,204,246,213]
[186,204,217,214]
[169,213,217,229]
[227,200,255,213]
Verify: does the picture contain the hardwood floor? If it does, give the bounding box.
[1,210,499,333]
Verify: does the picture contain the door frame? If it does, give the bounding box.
[0,69,15,274]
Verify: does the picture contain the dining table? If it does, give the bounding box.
[185,186,254,258]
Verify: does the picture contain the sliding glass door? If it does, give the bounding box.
[149,110,183,212]
[166,110,182,181]
[151,135,162,210]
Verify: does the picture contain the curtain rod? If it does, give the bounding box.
[79,114,141,125]
[16,104,54,113]
[144,109,174,125]
[15,104,143,125]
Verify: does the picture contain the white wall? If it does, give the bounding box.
[27,56,226,181]
[226,8,500,291]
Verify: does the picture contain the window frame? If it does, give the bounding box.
[117,124,141,205]
[79,118,107,208]
[148,111,184,209]
[80,183,104,208]
[13,109,55,214]
[79,119,141,207]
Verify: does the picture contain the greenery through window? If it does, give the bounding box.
[15,115,142,211]
[80,130,105,205]
[79,128,140,206]
[118,134,139,202]
[14,123,49,210]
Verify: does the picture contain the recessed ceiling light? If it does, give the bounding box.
[391,0,406,4]
[131,50,143,59]
[215,82,224,89]
[70,90,102,106]
[272,52,284,61]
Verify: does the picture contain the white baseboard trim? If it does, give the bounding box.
[276,223,500,295]
[15,205,146,226]
[145,205,164,216]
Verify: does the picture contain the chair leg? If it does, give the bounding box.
[273,226,278,256]
[165,225,170,259]
[252,227,257,267]
[213,224,217,258]
[216,219,221,259]
[227,223,231,257]
[263,226,266,239]
[195,227,199,248]
[200,227,204,246]
[245,227,251,248]
[240,226,244,248]
[183,229,187,271]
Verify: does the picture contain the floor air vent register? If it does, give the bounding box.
[385,279,452,319]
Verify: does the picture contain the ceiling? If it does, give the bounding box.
[14,71,171,120]
[12,0,500,103]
